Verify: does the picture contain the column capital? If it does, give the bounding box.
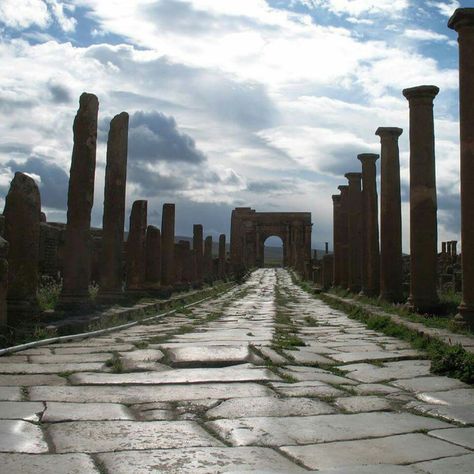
[344,172,362,183]
[357,153,379,164]
[375,127,403,138]
[448,8,474,31]
[402,85,439,101]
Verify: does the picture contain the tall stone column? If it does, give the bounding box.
[193,224,203,285]
[332,195,342,286]
[344,172,363,293]
[60,93,99,308]
[358,153,380,297]
[449,9,474,325]
[403,85,440,312]
[145,225,161,287]
[161,203,175,286]
[218,234,226,279]
[376,127,404,302]
[98,112,129,300]
[4,172,40,319]
[0,237,8,326]
[337,185,349,289]
[125,200,147,291]
[204,236,213,281]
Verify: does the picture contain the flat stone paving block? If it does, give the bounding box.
[206,412,451,447]
[329,351,415,363]
[97,446,306,473]
[406,402,474,425]
[0,420,49,453]
[0,386,22,400]
[0,402,44,421]
[0,362,105,374]
[281,433,469,470]
[428,427,474,449]
[42,402,134,422]
[167,345,252,366]
[206,396,335,419]
[52,344,134,354]
[391,376,469,393]
[0,374,67,386]
[314,465,421,473]
[335,396,392,413]
[413,453,474,474]
[29,382,273,403]
[48,420,223,453]
[29,353,111,364]
[349,383,401,395]
[0,453,100,474]
[271,381,346,398]
[281,366,358,385]
[69,364,279,385]
[417,389,474,406]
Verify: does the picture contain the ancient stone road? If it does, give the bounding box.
[0,268,473,473]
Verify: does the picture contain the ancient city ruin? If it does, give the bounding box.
[0,6,473,474]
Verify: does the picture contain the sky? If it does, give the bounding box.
[0,0,467,250]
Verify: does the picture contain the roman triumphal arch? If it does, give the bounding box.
[230,208,312,278]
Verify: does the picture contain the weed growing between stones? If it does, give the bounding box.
[105,351,124,373]
[133,341,149,349]
[36,276,62,311]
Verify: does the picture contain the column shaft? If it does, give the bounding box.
[161,203,175,286]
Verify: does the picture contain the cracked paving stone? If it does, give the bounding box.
[281,433,469,471]
[338,361,431,383]
[0,420,49,453]
[427,427,474,450]
[206,412,451,447]
[335,395,392,412]
[29,382,274,403]
[42,402,134,422]
[0,453,100,474]
[97,446,306,473]
[206,396,335,419]
[48,420,223,453]
[413,453,474,473]
[0,402,45,421]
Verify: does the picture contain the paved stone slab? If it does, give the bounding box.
[70,364,279,385]
[206,412,450,447]
[335,396,392,412]
[414,453,474,473]
[29,353,111,364]
[119,349,164,362]
[0,453,99,473]
[138,409,175,420]
[281,366,358,385]
[281,433,468,470]
[97,446,306,473]
[330,350,420,363]
[428,427,474,449]
[417,389,474,406]
[284,349,336,365]
[0,362,106,374]
[0,420,49,453]
[0,386,22,400]
[29,383,274,403]
[339,361,431,383]
[406,401,474,425]
[348,383,401,395]
[49,420,222,453]
[0,356,28,363]
[0,374,67,386]
[314,465,421,474]
[0,402,44,421]
[167,345,255,366]
[271,381,346,398]
[255,346,289,365]
[206,396,335,419]
[52,344,134,354]
[42,402,134,422]
[391,376,469,393]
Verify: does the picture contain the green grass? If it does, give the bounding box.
[133,341,149,349]
[105,351,124,373]
[36,276,62,311]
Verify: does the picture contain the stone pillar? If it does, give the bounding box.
[442,241,447,254]
[4,172,41,319]
[145,225,161,287]
[98,112,129,300]
[337,185,349,289]
[0,237,8,326]
[204,236,213,281]
[332,194,342,287]
[218,234,226,279]
[358,153,380,297]
[345,172,363,293]
[161,203,175,286]
[449,9,474,325]
[60,93,99,308]
[193,224,203,285]
[125,200,147,291]
[322,254,334,290]
[452,240,458,257]
[403,85,440,312]
[376,127,404,303]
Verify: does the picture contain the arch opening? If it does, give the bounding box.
[263,236,284,267]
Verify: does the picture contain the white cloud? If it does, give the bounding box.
[404,28,450,41]
[301,0,409,17]
[427,1,460,18]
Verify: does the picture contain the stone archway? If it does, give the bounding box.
[230,207,312,278]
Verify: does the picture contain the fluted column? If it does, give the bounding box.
[161,203,175,286]
[449,8,474,326]
[337,185,349,289]
[358,153,380,297]
[332,194,342,286]
[403,85,440,312]
[345,172,363,293]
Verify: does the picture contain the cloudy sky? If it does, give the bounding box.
[0,0,466,250]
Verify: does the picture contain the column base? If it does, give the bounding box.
[406,295,440,315]
[379,292,405,305]
[455,303,474,329]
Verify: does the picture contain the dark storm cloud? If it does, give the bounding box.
[48,82,72,104]
[318,144,370,176]
[4,156,69,210]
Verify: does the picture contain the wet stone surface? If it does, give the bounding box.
[0,268,472,472]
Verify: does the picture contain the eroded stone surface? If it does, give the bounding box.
[335,395,392,413]
[428,427,474,449]
[0,402,44,421]
[42,402,134,422]
[0,420,48,453]
[0,386,22,400]
[414,453,474,474]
